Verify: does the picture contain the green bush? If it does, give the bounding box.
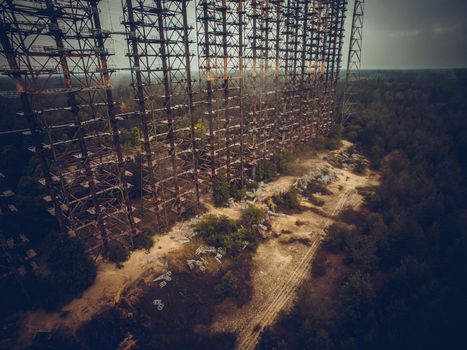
[194,214,237,246]
[324,223,350,251]
[256,160,277,181]
[272,187,301,213]
[237,227,257,244]
[213,173,230,207]
[246,179,259,191]
[47,233,96,297]
[194,214,250,255]
[241,205,266,227]
[181,202,198,220]
[133,229,154,251]
[108,243,130,263]
[273,151,294,174]
[214,271,239,300]
[325,124,343,150]
[230,182,247,201]
[222,231,247,256]
[353,159,366,174]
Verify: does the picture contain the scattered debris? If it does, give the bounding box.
[153,271,172,283]
[327,149,367,171]
[187,259,207,272]
[196,245,217,256]
[140,254,162,267]
[152,299,164,311]
[294,165,338,191]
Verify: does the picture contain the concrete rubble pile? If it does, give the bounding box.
[294,165,338,195]
[186,259,207,272]
[327,149,366,170]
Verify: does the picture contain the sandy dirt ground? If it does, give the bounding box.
[16,141,378,349]
[204,141,379,350]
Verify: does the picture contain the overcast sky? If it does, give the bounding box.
[351,0,467,69]
[102,0,467,70]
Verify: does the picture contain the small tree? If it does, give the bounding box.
[273,187,301,213]
[325,223,349,251]
[133,229,154,251]
[241,205,266,227]
[48,233,96,297]
[108,243,129,264]
[214,271,239,300]
[256,160,277,181]
[230,181,247,201]
[213,173,230,207]
[194,214,237,246]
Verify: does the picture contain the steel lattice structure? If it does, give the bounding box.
[342,0,364,122]
[0,0,351,258]
[0,0,138,256]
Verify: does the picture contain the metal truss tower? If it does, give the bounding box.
[122,0,200,227]
[1,0,351,258]
[0,0,138,256]
[342,0,364,123]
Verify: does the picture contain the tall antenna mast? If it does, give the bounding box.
[342,0,365,123]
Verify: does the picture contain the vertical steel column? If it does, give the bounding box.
[90,0,137,240]
[0,20,66,235]
[250,0,259,174]
[123,0,162,227]
[200,0,217,184]
[342,0,365,123]
[238,0,246,185]
[44,0,109,252]
[182,0,201,205]
[221,0,232,182]
[155,0,181,216]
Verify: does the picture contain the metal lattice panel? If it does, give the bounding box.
[0,0,352,258]
[0,0,137,256]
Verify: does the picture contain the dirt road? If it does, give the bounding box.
[236,190,354,350]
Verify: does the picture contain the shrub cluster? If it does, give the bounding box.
[272,187,301,213]
[133,229,154,251]
[108,243,129,264]
[213,173,229,207]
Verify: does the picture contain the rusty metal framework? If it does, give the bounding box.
[0,0,349,258]
[196,0,246,186]
[0,0,138,256]
[121,0,199,228]
[342,0,364,122]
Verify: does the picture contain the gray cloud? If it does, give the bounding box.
[347,0,467,69]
